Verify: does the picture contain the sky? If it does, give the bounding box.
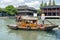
[0,0,60,9]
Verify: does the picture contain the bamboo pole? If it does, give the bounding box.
[45,19,55,25]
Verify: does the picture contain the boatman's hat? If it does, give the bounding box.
[41,13,45,16]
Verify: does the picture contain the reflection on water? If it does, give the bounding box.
[8,30,56,40]
[0,18,60,40]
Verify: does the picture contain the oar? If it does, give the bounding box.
[45,19,55,25]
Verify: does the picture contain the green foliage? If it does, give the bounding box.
[37,9,42,14]
[53,0,55,6]
[0,8,2,13]
[37,9,40,13]
[5,5,17,15]
[40,0,43,8]
[44,2,47,6]
[39,0,44,14]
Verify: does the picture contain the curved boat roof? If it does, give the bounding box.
[21,16,38,20]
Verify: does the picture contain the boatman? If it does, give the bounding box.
[41,13,45,25]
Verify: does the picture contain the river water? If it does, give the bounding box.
[0,18,60,40]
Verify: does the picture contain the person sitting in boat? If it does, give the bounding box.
[16,16,22,22]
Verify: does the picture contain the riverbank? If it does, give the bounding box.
[45,16,60,19]
[0,16,15,19]
[0,16,60,19]
[38,16,60,19]
[0,17,8,19]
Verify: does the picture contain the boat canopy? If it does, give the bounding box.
[21,16,38,20]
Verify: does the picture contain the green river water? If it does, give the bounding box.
[0,18,60,40]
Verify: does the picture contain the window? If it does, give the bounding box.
[44,8,47,10]
[48,13,51,16]
[53,13,56,16]
[57,13,59,16]
[53,8,56,10]
[44,13,47,16]
[48,8,51,10]
[57,8,59,10]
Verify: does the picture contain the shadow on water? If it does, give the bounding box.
[49,29,60,40]
[55,30,60,40]
[46,30,60,40]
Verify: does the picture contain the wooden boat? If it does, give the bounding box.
[7,24,58,31]
[7,16,58,31]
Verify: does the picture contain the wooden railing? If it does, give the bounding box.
[42,10,60,12]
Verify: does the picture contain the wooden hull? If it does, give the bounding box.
[7,25,18,30]
[7,24,58,31]
[40,25,58,31]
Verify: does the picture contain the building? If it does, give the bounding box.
[41,5,60,16]
[17,5,37,16]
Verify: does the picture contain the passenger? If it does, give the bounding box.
[16,16,20,22]
[33,20,36,24]
[19,16,21,19]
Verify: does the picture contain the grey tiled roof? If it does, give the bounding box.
[17,5,28,9]
[41,5,60,9]
[17,10,34,13]
[17,5,37,11]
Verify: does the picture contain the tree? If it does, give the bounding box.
[40,0,43,8]
[48,0,51,6]
[44,2,47,6]
[53,0,55,6]
[37,9,40,13]
[5,5,17,16]
[40,0,44,14]
[0,8,2,13]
